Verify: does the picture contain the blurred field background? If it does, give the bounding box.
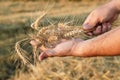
[1,0,120,80]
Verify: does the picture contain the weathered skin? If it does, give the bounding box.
[30,0,120,61]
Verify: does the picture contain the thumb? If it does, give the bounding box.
[83,14,99,31]
[39,50,56,61]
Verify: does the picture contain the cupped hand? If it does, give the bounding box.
[38,39,83,61]
[83,2,119,35]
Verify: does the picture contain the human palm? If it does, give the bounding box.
[39,39,83,61]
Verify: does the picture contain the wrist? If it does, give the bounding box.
[71,39,97,57]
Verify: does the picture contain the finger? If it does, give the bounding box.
[109,14,118,23]
[39,52,48,61]
[102,23,108,33]
[107,23,111,31]
[39,39,68,51]
[93,25,102,35]
[83,13,99,31]
[39,45,50,51]
[73,38,84,42]
[39,50,56,61]
[55,39,68,45]
[50,39,69,49]
[30,40,37,46]
[85,32,93,36]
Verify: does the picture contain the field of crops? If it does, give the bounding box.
[1,0,120,80]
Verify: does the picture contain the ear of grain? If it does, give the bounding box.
[15,38,31,65]
[15,13,90,65]
[31,11,47,30]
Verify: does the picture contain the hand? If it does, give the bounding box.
[39,39,83,61]
[83,2,119,35]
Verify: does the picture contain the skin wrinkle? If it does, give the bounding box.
[71,26,120,57]
[71,40,94,57]
[53,40,74,56]
[92,27,120,56]
[38,26,120,60]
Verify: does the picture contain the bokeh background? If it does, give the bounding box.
[1,0,120,80]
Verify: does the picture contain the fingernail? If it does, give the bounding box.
[86,32,93,36]
[83,24,91,30]
[38,52,46,61]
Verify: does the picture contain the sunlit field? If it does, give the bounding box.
[1,0,120,80]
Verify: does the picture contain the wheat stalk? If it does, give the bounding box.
[15,38,31,64]
[31,11,47,30]
[15,12,91,65]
